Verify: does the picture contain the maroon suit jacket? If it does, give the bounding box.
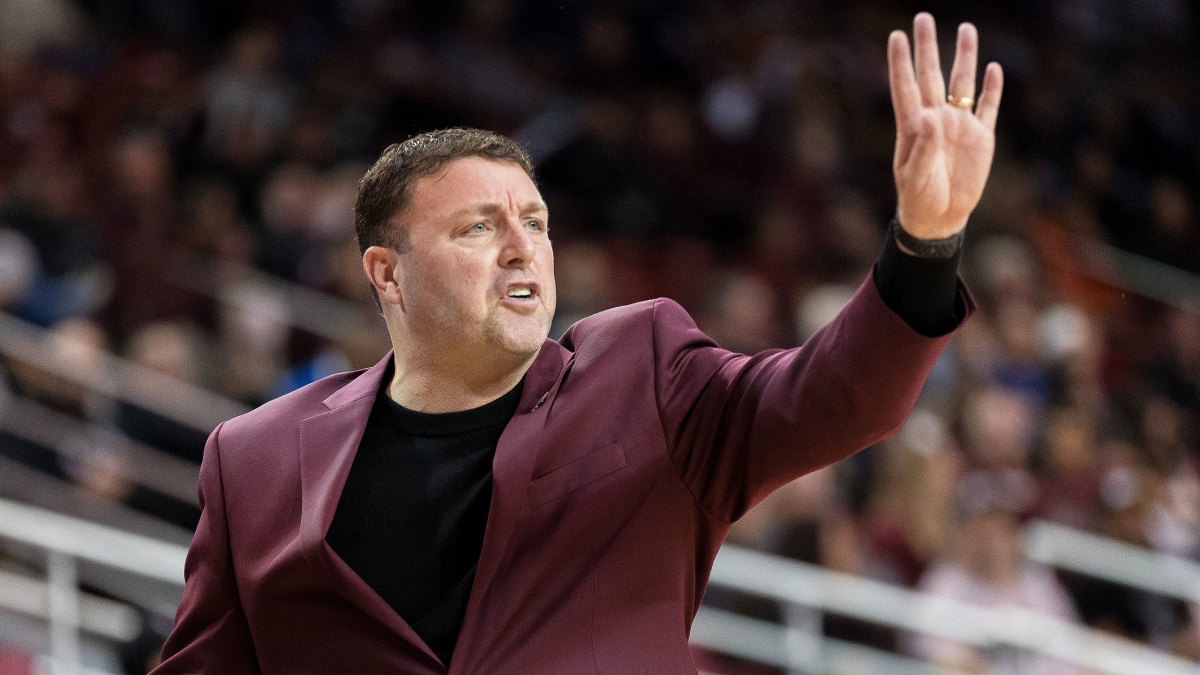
[155,277,969,674]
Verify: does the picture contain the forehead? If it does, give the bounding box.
[407,156,542,220]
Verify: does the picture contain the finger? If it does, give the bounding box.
[975,62,1004,130]
[912,12,945,107]
[946,23,978,105]
[888,30,921,127]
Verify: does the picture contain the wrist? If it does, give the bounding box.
[893,204,968,239]
[891,216,964,259]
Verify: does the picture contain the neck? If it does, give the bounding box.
[387,347,537,413]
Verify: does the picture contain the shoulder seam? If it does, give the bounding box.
[649,298,729,524]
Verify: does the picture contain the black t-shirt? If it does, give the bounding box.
[325,379,523,667]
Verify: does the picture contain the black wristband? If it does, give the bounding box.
[891,217,964,259]
[875,220,964,337]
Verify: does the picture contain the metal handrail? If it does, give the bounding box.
[0,497,1196,674]
[169,251,381,345]
[0,567,140,642]
[0,310,249,434]
[0,455,192,549]
[1026,519,1200,604]
[0,497,185,674]
[690,606,958,674]
[707,544,1197,674]
[1074,235,1200,311]
[0,498,186,585]
[0,394,199,506]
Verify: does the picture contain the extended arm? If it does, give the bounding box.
[659,14,1001,521]
[656,277,971,522]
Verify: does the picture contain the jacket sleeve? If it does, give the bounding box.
[153,422,260,674]
[654,273,972,523]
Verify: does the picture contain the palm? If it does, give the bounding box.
[888,14,1003,239]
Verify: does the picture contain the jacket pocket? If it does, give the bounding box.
[527,441,627,507]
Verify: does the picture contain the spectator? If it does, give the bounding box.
[912,508,1080,673]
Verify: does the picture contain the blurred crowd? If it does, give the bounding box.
[0,0,1198,672]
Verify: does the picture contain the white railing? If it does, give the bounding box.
[0,497,186,675]
[1026,519,1200,604]
[2,496,1197,674]
[700,544,1198,674]
[0,499,186,585]
[0,394,199,506]
[0,567,141,642]
[0,310,249,434]
[170,252,382,345]
[1074,236,1200,312]
[690,606,959,674]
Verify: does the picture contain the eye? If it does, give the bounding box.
[526,219,545,232]
[467,222,488,234]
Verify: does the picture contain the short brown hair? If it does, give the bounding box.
[354,128,535,255]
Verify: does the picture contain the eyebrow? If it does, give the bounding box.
[451,200,548,219]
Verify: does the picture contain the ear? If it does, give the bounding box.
[362,246,405,310]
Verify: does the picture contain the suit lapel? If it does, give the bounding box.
[295,341,573,671]
[297,352,443,669]
[454,339,572,660]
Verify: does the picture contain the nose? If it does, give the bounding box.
[500,220,536,268]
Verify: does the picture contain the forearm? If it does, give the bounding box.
[659,276,970,521]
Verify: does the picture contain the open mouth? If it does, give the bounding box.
[503,282,539,302]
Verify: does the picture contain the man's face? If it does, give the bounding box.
[395,156,555,365]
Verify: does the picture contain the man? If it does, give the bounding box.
[156,13,1002,673]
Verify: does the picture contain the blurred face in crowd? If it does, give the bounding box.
[961,509,1023,585]
[389,156,555,369]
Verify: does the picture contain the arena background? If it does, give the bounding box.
[0,0,1197,672]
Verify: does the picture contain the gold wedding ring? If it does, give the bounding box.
[947,94,974,108]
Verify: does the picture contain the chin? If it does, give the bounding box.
[499,332,549,357]
[489,316,551,357]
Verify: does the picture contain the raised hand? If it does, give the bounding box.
[888,13,1003,239]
